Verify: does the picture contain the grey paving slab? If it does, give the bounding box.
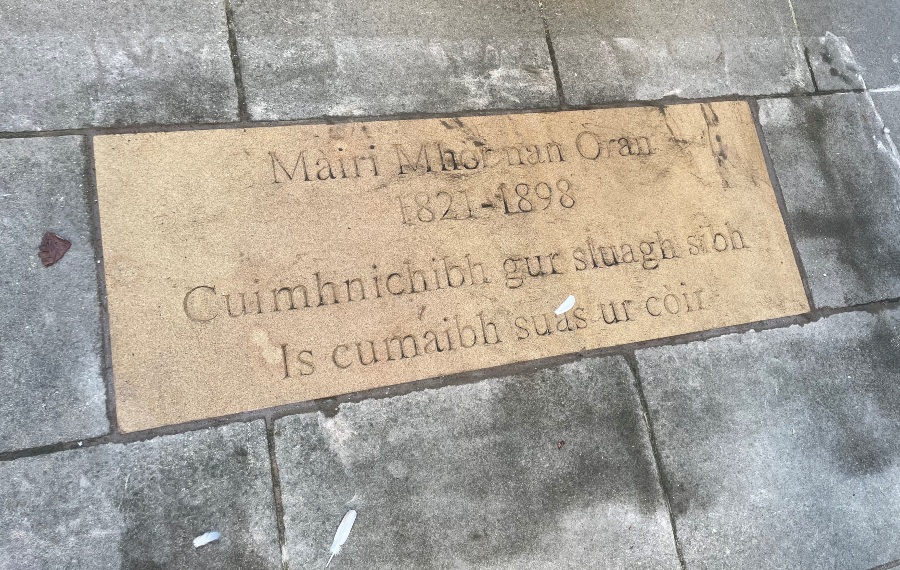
[274,358,679,569]
[543,0,812,105]
[759,93,900,308]
[636,309,900,570]
[230,0,556,120]
[793,0,900,90]
[0,0,238,132]
[0,421,280,570]
[0,137,108,452]
[804,33,866,91]
[873,91,900,137]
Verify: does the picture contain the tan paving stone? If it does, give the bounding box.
[94,102,808,430]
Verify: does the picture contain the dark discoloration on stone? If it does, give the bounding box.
[792,0,900,89]
[488,368,662,519]
[803,34,865,90]
[0,0,238,131]
[275,357,680,569]
[833,317,900,475]
[543,0,812,104]
[637,309,900,569]
[759,93,900,308]
[0,137,108,452]
[230,0,556,119]
[0,422,280,569]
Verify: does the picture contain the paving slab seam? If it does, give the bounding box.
[265,417,290,570]
[623,353,688,570]
[0,90,872,141]
[84,135,119,434]
[536,0,567,107]
[748,98,817,309]
[816,296,900,317]
[223,0,250,122]
[872,558,900,570]
[803,46,821,93]
[0,411,264,463]
[3,296,898,464]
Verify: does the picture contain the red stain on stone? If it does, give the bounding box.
[39,232,71,267]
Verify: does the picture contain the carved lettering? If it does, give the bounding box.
[270,146,379,183]
[94,102,809,431]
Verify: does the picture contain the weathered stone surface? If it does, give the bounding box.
[543,0,812,105]
[759,93,900,308]
[793,0,900,89]
[0,137,108,452]
[636,309,900,569]
[0,0,238,132]
[873,91,900,136]
[230,0,556,119]
[274,357,680,569]
[0,421,280,569]
[93,102,808,431]
[803,34,866,91]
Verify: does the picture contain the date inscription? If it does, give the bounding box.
[399,178,575,224]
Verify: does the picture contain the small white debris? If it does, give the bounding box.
[554,294,576,315]
[885,127,891,135]
[193,531,221,548]
[326,510,357,568]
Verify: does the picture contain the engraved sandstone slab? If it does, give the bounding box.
[94,101,809,432]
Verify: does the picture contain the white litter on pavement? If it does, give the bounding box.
[193,531,221,548]
[554,294,576,315]
[326,510,357,568]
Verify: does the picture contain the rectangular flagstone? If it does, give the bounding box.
[0,0,238,131]
[759,93,900,308]
[543,0,812,105]
[636,309,900,569]
[93,101,809,431]
[0,421,280,569]
[0,136,108,452]
[274,357,680,569]
[792,0,900,90]
[230,0,556,120]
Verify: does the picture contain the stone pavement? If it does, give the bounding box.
[1,0,899,568]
